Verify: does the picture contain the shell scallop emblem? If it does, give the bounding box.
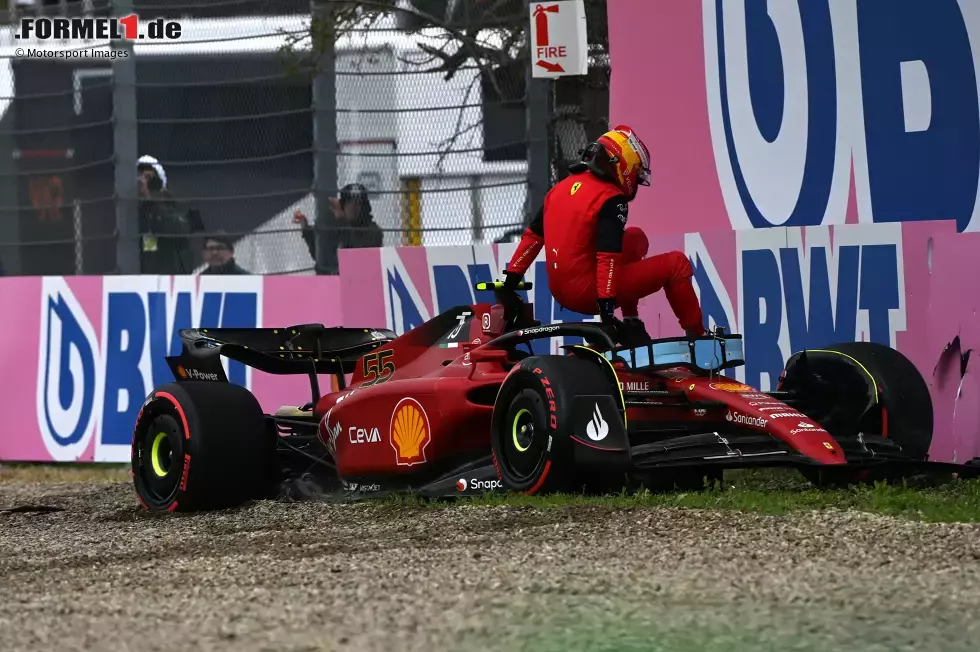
[708,382,752,393]
[390,398,431,466]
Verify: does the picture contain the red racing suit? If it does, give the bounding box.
[504,172,704,332]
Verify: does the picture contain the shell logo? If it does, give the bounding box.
[390,398,431,466]
[708,382,752,393]
[177,365,188,378]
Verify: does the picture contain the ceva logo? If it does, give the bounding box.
[36,276,262,462]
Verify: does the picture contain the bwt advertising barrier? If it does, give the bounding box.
[338,222,980,466]
[338,0,980,465]
[5,1,980,464]
[0,275,344,463]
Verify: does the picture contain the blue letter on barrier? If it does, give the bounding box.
[742,249,784,388]
[102,292,146,447]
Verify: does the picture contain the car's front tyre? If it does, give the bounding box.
[491,355,618,495]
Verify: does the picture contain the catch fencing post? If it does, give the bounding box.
[525,5,554,223]
[112,0,139,274]
[311,0,339,275]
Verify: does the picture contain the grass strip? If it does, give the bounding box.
[386,468,980,523]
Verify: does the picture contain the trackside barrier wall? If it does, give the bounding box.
[338,222,980,465]
[0,275,343,463]
[8,1,980,465]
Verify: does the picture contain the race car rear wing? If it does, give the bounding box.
[164,323,396,402]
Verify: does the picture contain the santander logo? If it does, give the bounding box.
[725,411,767,428]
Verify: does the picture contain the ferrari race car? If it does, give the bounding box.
[131,281,980,512]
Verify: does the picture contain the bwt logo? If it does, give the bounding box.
[36,276,262,462]
[686,224,906,391]
[705,0,980,232]
[380,246,597,355]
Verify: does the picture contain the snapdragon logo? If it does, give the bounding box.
[725,411,768,428]
[457,478,503,492]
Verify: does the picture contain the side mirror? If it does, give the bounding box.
[468,348,509,364]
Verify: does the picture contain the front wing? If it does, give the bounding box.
[566,395,980,480]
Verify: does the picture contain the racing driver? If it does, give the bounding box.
[499,125,705,346]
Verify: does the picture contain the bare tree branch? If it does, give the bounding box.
[277,0,609,174]
[434,72,482,174]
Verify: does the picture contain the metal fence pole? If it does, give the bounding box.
[525,33,553,222]
[312,0,339,275]
[112,0,139,274]
[0,86,20,276]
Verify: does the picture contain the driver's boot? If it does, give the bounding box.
[620,317,652,347]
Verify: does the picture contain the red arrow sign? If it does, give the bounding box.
[536,60,565,73]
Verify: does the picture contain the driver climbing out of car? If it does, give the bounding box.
[498,124,706,347]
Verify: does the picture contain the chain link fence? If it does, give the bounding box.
[0,0,609,276]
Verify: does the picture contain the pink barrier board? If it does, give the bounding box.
[0,275,343,463]
[338,220,979,464]
[606,0,980,236]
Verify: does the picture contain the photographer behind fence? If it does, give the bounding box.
[137,155,200,274]
[199,230,250,275]
[292,183,384,274]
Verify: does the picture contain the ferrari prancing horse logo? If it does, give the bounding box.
[570,182,582,195]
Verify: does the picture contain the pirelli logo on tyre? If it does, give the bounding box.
[532,367,558,430]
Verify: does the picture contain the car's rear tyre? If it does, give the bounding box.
[491,355,620,495]
[132,381,274,512]
[779,342,932,487]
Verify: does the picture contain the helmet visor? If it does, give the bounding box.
[638,166,651,187]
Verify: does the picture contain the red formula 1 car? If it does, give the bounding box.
[130,282,980,512]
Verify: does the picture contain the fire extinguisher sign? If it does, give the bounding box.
[529,0,588,78]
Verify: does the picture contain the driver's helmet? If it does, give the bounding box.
[568,125,651,198]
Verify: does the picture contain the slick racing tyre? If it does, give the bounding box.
[780,342,932,487]
[491,355,618,495]
[132,381,273,512]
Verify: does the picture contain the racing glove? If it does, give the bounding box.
[502,270,523,291]
[597,297,618,324]
[496,271,527,328]
[597,297,624,345]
